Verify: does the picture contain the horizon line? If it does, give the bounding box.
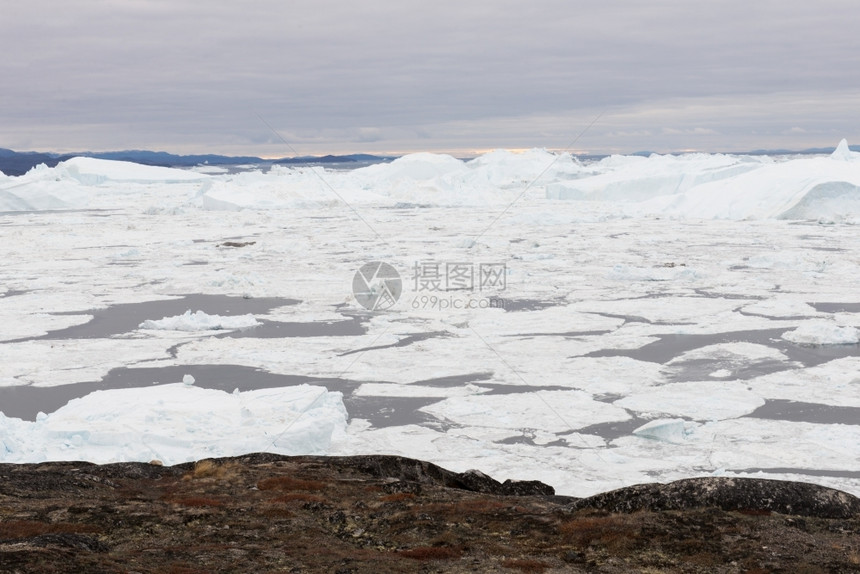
[3,142,856,161]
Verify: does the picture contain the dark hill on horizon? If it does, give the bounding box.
[0,149,395,176]
[2,145,858,177]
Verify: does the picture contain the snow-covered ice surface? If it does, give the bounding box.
[1,147,859,497]
[139,310,260,332]
[0,384,346,465]
[782,321,860,346]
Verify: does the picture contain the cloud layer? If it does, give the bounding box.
[2,1,859,155]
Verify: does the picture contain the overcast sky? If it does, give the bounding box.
[3,1,859,156]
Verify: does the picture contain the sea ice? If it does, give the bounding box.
[60,157,207,185]
[632,418,693,443]
[615,380,765,420]
[419,390,630,434]
[783,321,860,346]
[139,310,260,332]
[741,299,822,318]
[1,144,859,498]
[0,384,347,465]
[5,142,860,220]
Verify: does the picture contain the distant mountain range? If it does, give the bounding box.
[1,145,857,177]
[0,149,395,176]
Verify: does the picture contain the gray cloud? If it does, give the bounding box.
[2,0,859,155]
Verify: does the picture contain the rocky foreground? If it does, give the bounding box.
[1,454,858,573]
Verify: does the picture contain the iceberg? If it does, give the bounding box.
[783,321,860,346]
[3,140,860,498]
[632,418,693,444]
[831,138,857,162]
[2,141,859,219]
[61,156,208,185]
[0,384,348,465]
[139,310,260,331]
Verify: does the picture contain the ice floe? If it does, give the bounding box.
[3,141,859,220]
[1,143,859,498]
[139,310,260,332]
[0,384,347,464]
[783,321,860,346]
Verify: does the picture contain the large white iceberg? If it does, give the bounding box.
[0,157,207,212]
[61,156,208,185]
[3,142,860,219]
[0,384,347,465]
[783,321,860,346]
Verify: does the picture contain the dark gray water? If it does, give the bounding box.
[693,289,766,301]
[0,289,28,298]
[570,416,649,442]
[6,292,860,447]
[9,294,301,342]
[496,433,568,448]
[810,302,860,313]
[588,312,654,324]
[475,383,573,396]
[0,365,360,421]
[413,372,494,387]
[0,363,497,428]
[338,331,448,356]
[343,396,450,430]
[223,317,367,339]
[510,329,614,338]
[5,294,373,344]
[491,298,563,312]
[744,400,860,425]
[584,327,860,377]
